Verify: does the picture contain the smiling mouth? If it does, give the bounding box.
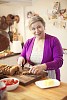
[35,33,41,35]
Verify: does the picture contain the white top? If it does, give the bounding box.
[30,38,44,64]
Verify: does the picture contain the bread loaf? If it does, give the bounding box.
[10,65,19,75]
[0,64,20,76]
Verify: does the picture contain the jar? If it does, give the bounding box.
[0,81,7,100]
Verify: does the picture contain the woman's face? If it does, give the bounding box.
[30,21,45,39]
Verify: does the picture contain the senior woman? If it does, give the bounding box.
[18,15,63,81]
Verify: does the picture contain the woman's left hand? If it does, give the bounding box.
[29,64,47,74]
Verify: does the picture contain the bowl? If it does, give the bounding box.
[1,77,19,91]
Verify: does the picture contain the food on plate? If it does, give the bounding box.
[43,79,54,86]
[35,79,60,88]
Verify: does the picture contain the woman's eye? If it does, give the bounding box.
[37,26,41,28]
[32,28,35,30]
[31,26,41,30]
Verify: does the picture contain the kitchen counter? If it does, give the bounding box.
[0,52,20,59]
[0,53,20,65]
[7,80,67,100]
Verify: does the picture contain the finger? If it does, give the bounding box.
[29,67,34,73]
[18,60,22,66]
[29,67,38,74]
[23,59,25,65]
[19,66,23,72]
[33,69,39,74]
[18,59,22,66]
[29,68,33,73]
[36,70,41,75]
[36,71,40,75]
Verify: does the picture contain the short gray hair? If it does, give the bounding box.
[29,16,45,29]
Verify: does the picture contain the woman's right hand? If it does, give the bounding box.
[18,56,25,67]
[18,56,25,72]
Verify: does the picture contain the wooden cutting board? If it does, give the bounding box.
[13,74,43,86]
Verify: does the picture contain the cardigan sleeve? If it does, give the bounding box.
[20,38,33,59]
[46,37,63,70]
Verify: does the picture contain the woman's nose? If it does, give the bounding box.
[35,28,39,33]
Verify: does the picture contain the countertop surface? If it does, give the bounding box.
[0,52,20,59]
[7,79,67,100]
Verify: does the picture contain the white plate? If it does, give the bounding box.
[1,77,19,91]
[35,79,60,88]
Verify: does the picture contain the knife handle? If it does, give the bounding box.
[21,63,24,69]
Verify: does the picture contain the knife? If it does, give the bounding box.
[19,63,24,72]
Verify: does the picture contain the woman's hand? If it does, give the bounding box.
[18,56,25,66]
[29,64,47,74]
[18,56,25,72]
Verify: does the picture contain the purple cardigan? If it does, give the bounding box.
[21,33,63,80]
